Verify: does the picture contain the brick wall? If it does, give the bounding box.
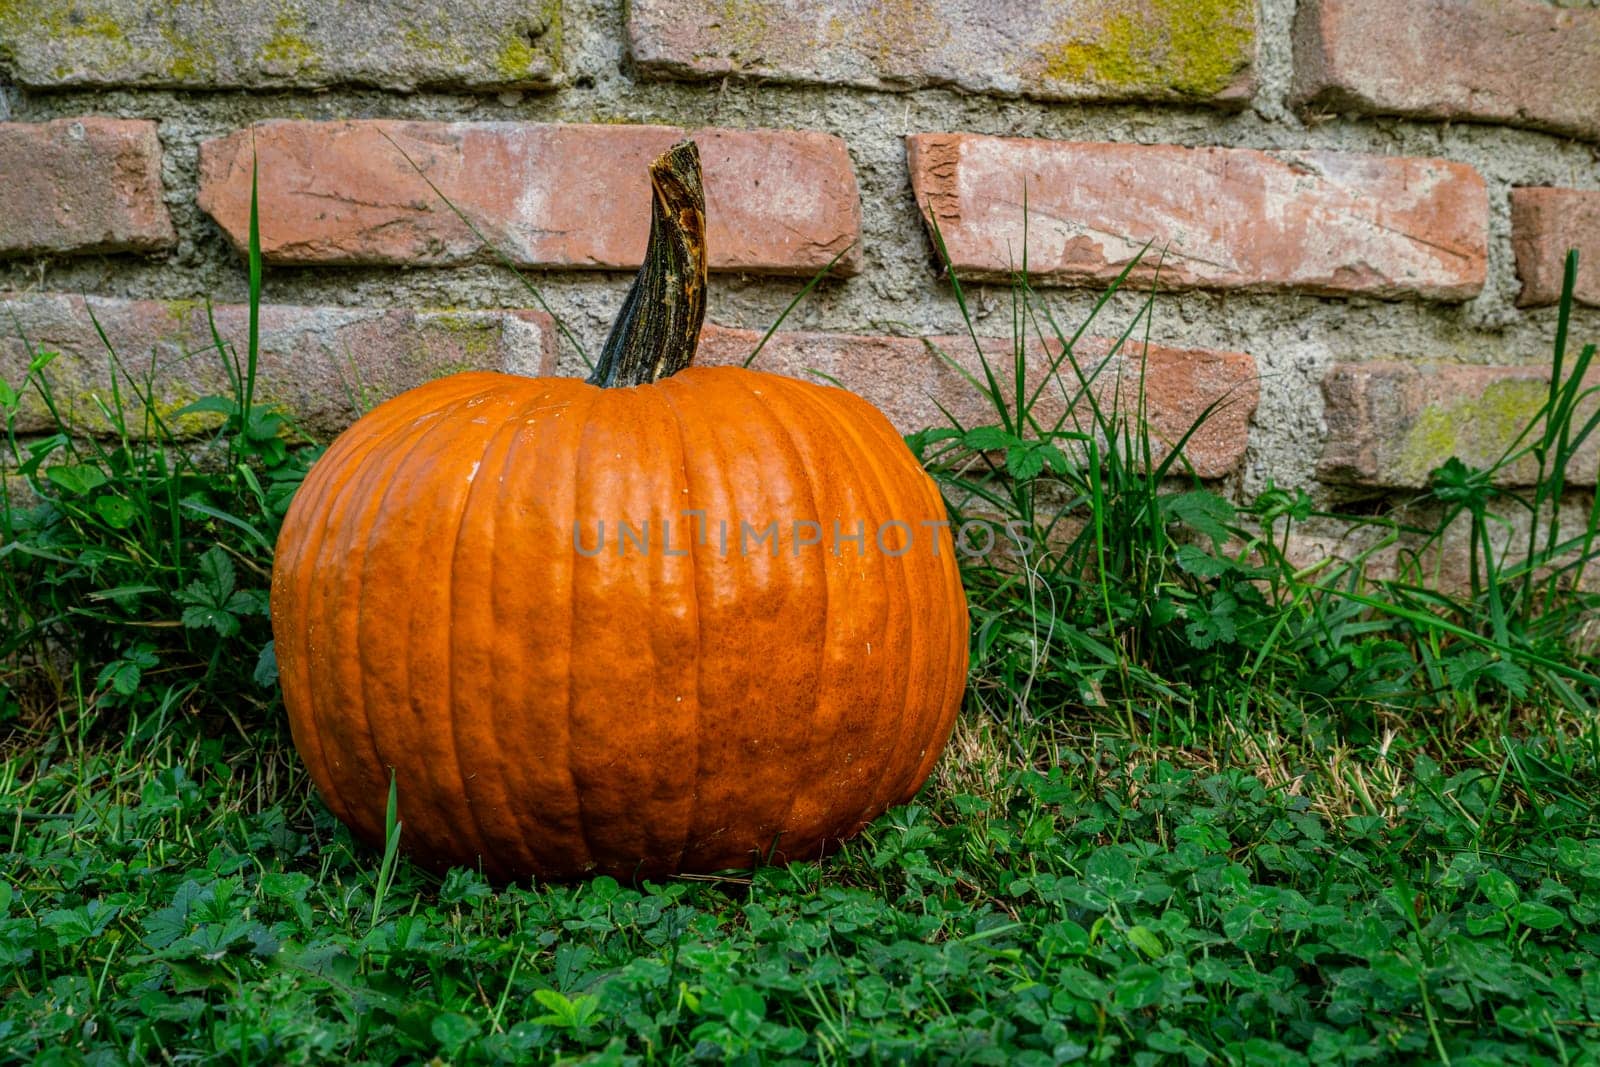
[1,0,1597,507]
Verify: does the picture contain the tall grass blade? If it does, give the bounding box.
[743,241,856,368]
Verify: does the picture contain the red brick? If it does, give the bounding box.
[197,121,861,276]
[907,134,1487,300]
[696,326,1257,479]
[0,118,174,258]
[1293,0,1600,142]
[1511,188,1600,308]
[1319,362,1600,488]
[0,294,555,438]
[628,0,1257,105]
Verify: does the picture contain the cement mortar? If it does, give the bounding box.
[1,0,1597,503]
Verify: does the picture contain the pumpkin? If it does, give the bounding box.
[270,141,968,881]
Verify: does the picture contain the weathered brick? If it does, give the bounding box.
[1511,188,1600,308]
[907,134,1487,300]
[1319,362,1600,488]
[1292,0,1600,142]
[0,0,560,91]
[697,326,1257,478]
[1284,505,1599,593]
[0,118,174,258]
[628,0,1257,105]
[197,121,861,276]
[0,294,555,438]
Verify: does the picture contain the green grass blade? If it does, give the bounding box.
[246,144,262,420]
[744,242,856,368]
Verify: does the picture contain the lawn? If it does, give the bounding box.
[2,238,1598,1064]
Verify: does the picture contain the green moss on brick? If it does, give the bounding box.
[710,0,778,60]
[161,298,206,328]
[0,0,222,83]
[493,0,562,81]
[0,0,561,88]
[1162,0,1255,95]
[1041,0,1254,98]
[540,0,563,72]
[494,35,538,81]
[258,12,320,75]
[65,381,219,435]
[420,313,501,372]
[400,26,473,69]
[67,10,124,40]
[1392,379,1548,485]
[157,20,216,81]
[0,0,126,69]
[0,1,125,42]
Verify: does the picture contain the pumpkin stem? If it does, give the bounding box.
[587,139,708,388]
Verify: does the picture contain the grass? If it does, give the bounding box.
[1,188,1598,1061]
[0,160,312,747]
[5,716,1598,1064]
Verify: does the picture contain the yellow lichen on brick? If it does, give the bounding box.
[1393,379,1549,485]
[161,299,206,329]
[539,0,563,71]
[1041,0,1255,98]
[157,20,216,81]
[712,0,776,62]
[401,26,473,69]
[494,35,539,80]
[59,380,220,436]
[854,0,951,71]
[258,11,320,74]
[419,313,504,377]
[0,0,126,77]
[492,0,562,81]
[0,1,125,41]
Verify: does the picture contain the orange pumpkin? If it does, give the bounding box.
[270,142,968,880]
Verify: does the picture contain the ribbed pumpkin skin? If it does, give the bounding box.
[271,365,968,881]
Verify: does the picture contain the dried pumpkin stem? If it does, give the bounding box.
[587,139,708,388]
